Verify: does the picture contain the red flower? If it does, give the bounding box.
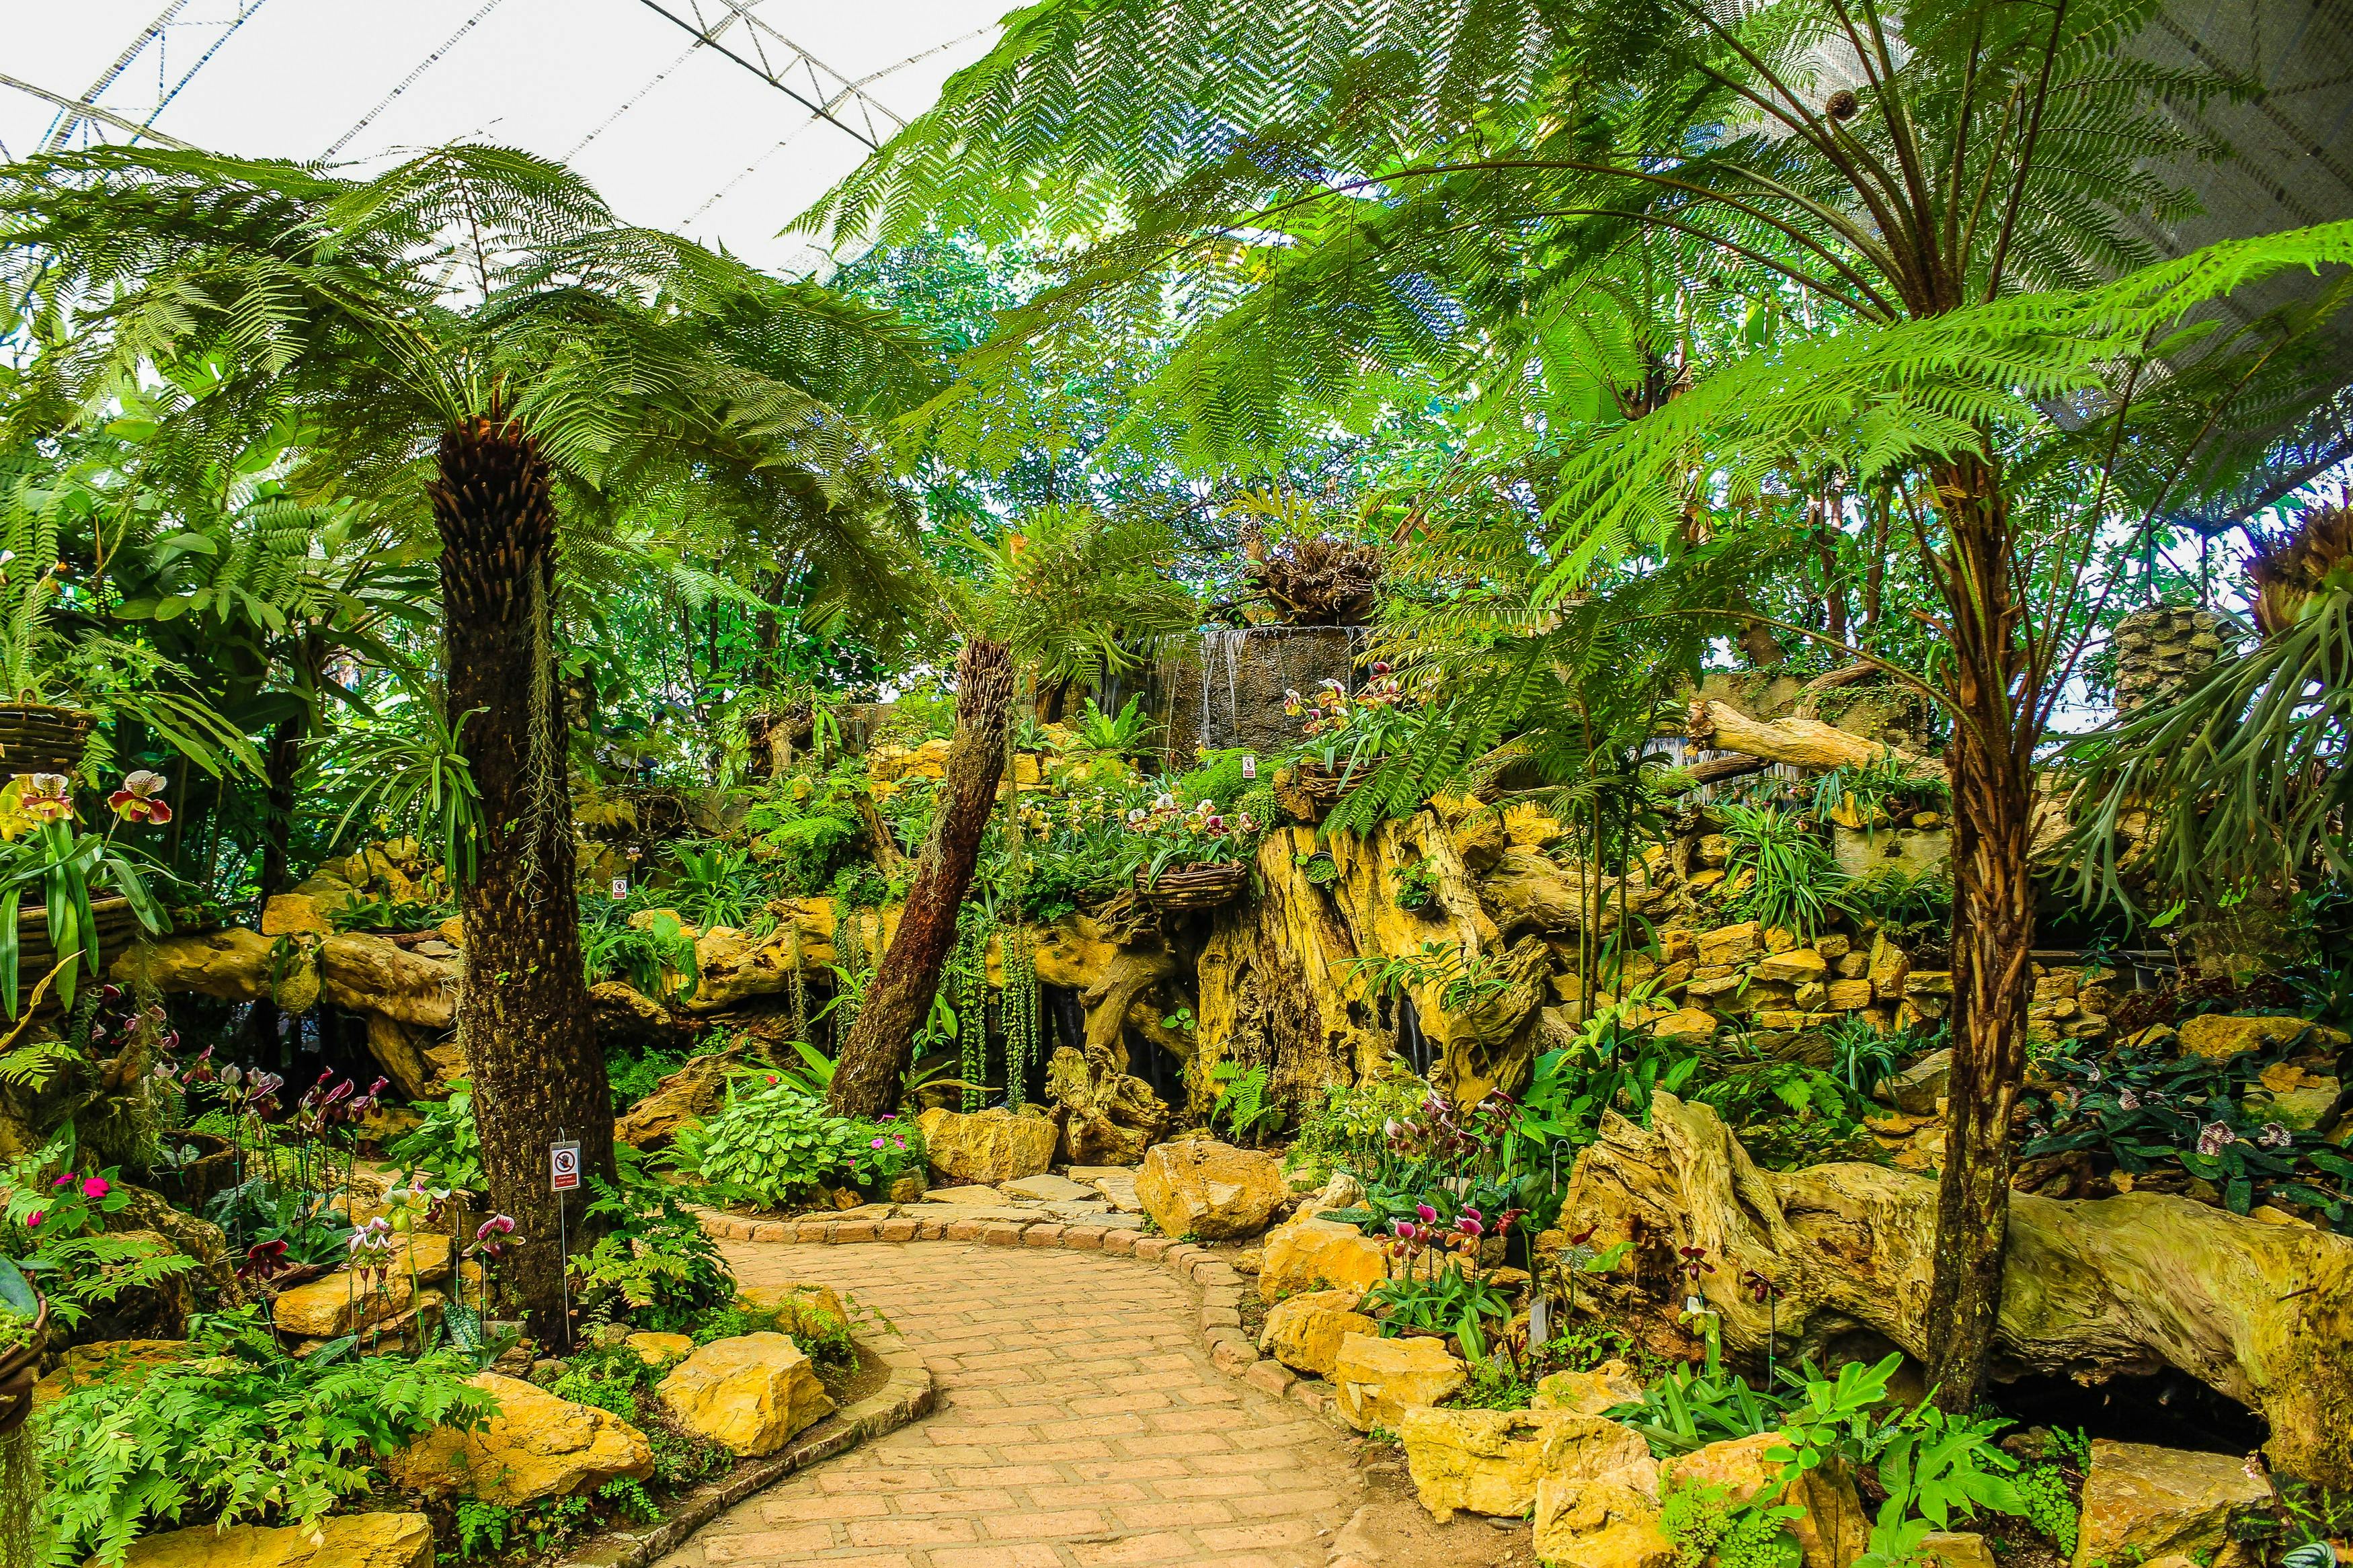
[106,770,173,825]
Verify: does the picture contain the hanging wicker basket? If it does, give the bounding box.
[0,1300,48,1438]
[1133,862,1250,912]
[15,897,145,979]
[0,704,95,778]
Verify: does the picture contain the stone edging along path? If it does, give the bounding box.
[691,1206,1349,1421]
[557,1323,936,1568]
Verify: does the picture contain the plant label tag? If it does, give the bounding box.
[610,877,629,899]
[1240,755,1257,778]
[550,1141,582,1192]
[1529,1292,1550,1346]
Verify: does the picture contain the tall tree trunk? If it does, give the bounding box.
[430,415,614,1344]
[1921,455,2038,1414]
[828,638,1014,1118]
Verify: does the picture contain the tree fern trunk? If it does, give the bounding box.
[430,415,614,1343]
[1922,455,2038,1414]
[828,637,1014,1119]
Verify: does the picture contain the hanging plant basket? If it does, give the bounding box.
[16,897,145,978]
[1133,862,1250,912]
[0,704,94,778]
[0,1300,48,1438]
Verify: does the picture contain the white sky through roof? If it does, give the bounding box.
[1,0,1007,276]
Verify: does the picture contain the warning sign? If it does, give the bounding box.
[551,1140,582,1192]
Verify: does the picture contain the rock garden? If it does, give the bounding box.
[0,13,2350,1568]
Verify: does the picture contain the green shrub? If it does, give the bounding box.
[387,1083,485,1193]
[683,1073,859,1206]
[606,1046,690,1112]
[1716,802,1845,938]
[569,1168,737,1331]
[42,1311,494,1567]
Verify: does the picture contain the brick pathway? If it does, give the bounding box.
[653,1239,1365,1568]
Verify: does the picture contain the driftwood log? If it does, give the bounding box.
[1685,699,1928,772]
[1562,1094,2353,1485]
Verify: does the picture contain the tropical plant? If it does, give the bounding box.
[304,695,483,883]
[1363,1261,1513,1361]
[827,506,1195,1118]
[40,1309,495,1567]
[797,0,2350,1414]
[1205,1061,1281,1143]
[0,773,175,1016]
[1066,694,1159,757]
[682,1073,861,1206]
[387,1083,487,1195]
[3,140,939,1333]
[569,1170,737,1331]
[1716,803,1845,940]
[2060,498,2353,914]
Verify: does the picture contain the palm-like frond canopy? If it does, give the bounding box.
[1,142,943,643]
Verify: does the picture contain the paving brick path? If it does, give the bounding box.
[653,1238,1365,1568]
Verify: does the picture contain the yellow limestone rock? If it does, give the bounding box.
[1532,1362,1645,1417]
[1697,923,1762,966]
[1331,1332,1467,1432]
[34,1338,186,1407]
[916,1106,1059,1186]
[658,1332,835,1457]
[272,1234,452,1338]
[741,1279,848,1337]
[1753,948,1827,984]
[625,1331,695,1366]
[1401,1406,1558,1519]
[1867,932,1910,995]
[1533,1476,1675,1568]
[1134,1137,1288,1241]
[389,1372,652,1506]
[1404,1405,1654,1522]
[2073,1441,2270,1568]
[1259,1214,1391,1304]
[2177,1014,2347,1063]
[1531,1419,1671,1568]
[1922,1532,2000,1568]
[1650,1009,1719,1046]
[1663,1432,1870,1568]
[1259,1288,1378,1377]
[114,1513,435,1568]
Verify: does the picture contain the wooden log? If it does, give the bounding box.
[1684,698,1929,772]
[1560,1093,2353,1485]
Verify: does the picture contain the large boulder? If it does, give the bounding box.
[1259,1288,1378,1377]
[1259,1213,1390,1304]
[1404,1405,1652,1522]
[614,1048,740,1149]
[1529,1415,1669,1568]
[1662,1432,1870,1568]
[658,1332,835,1456]
[114,1513,435,1568]
[272,1235,451,1339]
[1400,1406,1556,1519]
[1331,1332,1466,1432]
[2072,1441,2270,1568]
[364,1013,463,1102]
[1135,1138,1287,1241]
[1045,1042,1170,1166]
[389,1371,653,1506]
[916,1106,1058,1186]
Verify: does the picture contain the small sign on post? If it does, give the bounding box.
[610,876,629,899]
[1240,754,1257,779]
[550,1140,582,1192]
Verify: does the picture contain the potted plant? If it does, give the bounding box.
[0,509,256,784]
[1277,666,1421,818]
[0,770,177,1016]
[0,1258,48,1439]
[1131,794,1261,911]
